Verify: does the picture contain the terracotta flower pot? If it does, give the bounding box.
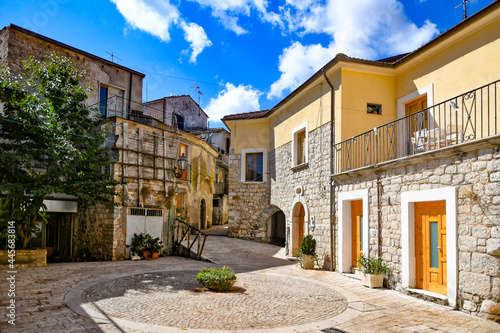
[143,251,159,260]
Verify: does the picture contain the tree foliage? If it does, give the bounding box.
[0,53,121,249]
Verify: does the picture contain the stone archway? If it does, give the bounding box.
[268,210,286,247]
[291,202,306,256]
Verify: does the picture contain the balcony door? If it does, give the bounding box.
[406,95,428,153]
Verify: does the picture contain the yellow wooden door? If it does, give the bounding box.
[351,200,363,268]
[415,201,447,295]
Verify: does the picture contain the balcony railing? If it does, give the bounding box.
[91,96,178,131]
[334,80,500,174]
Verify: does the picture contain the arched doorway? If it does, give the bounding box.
[200,199,206,230]
[269,210,286,247]
[291,202,305,255]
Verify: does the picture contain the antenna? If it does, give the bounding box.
[190,82,203,105]
[455,0,470,21]
[105,51,122,63]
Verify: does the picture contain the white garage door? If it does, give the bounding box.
[126,208,163,253]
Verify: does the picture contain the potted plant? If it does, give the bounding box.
[355,254,390,288]
[296,234,316,269]
[129,233,146,260]
[143,234,162,259]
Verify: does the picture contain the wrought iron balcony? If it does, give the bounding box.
[334,80,500,174]
[91,96,178,131]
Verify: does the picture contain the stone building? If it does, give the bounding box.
[144,95,208,131]
[223,2,500,321]
[0,24,222,261]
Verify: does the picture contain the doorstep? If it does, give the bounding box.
[406,288,448,306]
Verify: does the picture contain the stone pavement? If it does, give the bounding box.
[1,225,499,333]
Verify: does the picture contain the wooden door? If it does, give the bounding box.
[351,200,363,267]
[415,201,447,295]
[298,205,305,247]
[406,95,428,133]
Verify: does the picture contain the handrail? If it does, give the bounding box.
[334,79,500,174]
[174,218,208,260]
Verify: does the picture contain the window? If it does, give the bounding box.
[367,103,382,115]
[213,198,220,207]
[226,137,231,153]
[245,152,263,181]
[241,148,267,183]
[292,122,308,168]
[179,143,188,181]
[296,130,306,165]
[99,84,108,118]
[174,114,185,131]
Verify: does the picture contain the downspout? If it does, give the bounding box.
[322,69,335,272]
[127,72,133,119]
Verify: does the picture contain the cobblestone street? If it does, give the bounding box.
[1,226,499,333]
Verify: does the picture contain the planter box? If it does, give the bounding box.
[0,249,47,267]
[361,273,384,288]
[302,254,314,269]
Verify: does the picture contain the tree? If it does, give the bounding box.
[0,53,121,249]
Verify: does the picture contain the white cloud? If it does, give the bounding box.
[110,0,180,42]
[188,0,278,34]
[111,0,213,61]
[268,0,439,98]
[180,22,213,63]
[205,83,262,120]
[268,42,336,99]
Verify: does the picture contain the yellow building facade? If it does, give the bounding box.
[224,2,500,321]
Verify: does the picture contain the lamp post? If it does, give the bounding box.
[174,153,188,179]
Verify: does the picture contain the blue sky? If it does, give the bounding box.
[0,0,495,127]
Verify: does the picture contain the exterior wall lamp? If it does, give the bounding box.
[174,153,188,178]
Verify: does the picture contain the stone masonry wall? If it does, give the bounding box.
[335,142,500,321]
[228,123,332,268]
[228,150,271,241]
[270,123,332,264]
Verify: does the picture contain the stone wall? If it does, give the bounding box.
[74,200,116,261]
[270,123,332,261]
[227,123,333,266]
[228,150,271,241]
[334,140,500,321]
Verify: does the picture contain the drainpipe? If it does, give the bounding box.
[127,72,133,119]
[322,69,335,272]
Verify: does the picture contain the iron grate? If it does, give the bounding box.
[321,328,349,333]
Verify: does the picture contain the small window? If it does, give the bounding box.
[99,85,108,118]
[292,122,308,168]
[174,114,185,131]
[245,152,263,182]
[213,198,220,207]
[296,130,306,165]
[367,103,382,115]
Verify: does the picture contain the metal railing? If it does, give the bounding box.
[173,218,208,260]
[334,80,500,174]
[91,96,178,130]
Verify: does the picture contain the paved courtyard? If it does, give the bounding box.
[1,225,499,333]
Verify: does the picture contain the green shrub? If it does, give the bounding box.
[299,234,316,255]
[356,255,390,275]
[196,266,237,291]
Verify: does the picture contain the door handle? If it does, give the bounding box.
[437,246,441,250]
